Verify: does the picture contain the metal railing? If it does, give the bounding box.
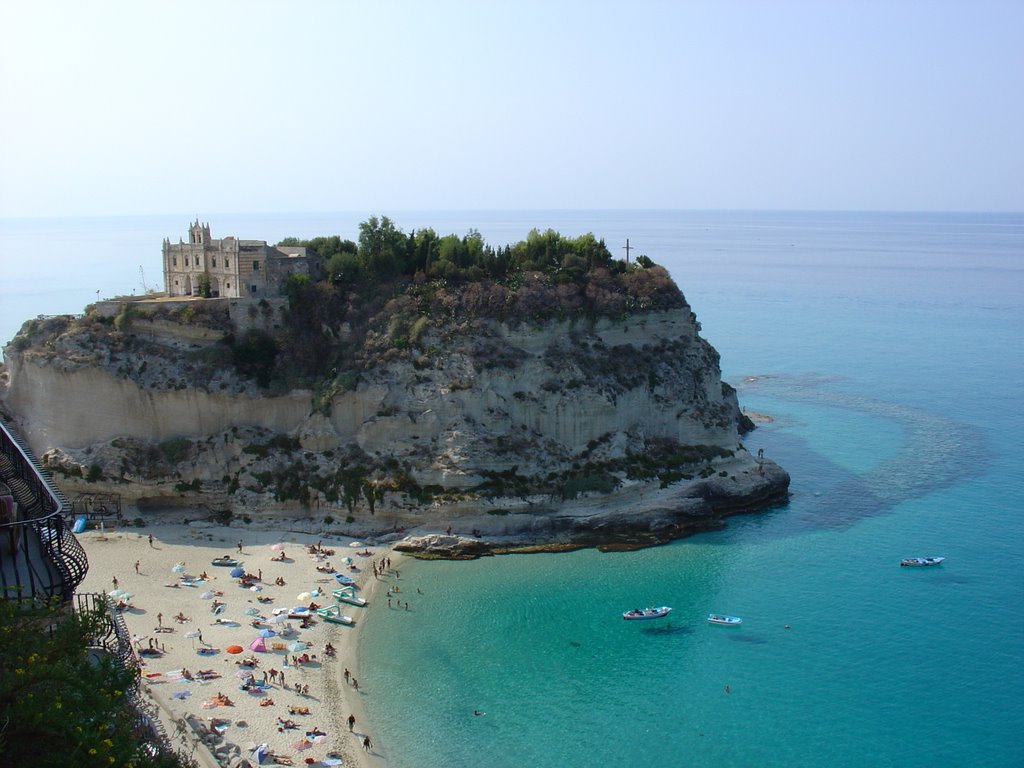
[74,592,173,754]
[0,511,88,604]
[0,417,70,517]
[0,418,87,602]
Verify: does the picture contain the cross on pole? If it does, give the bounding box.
[622,239,633,263]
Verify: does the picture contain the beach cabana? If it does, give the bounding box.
[248,636,267,652]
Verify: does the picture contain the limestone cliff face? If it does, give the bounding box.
[0,301,788,548]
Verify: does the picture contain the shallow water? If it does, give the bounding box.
[357,211,1024,767]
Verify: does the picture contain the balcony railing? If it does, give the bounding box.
[0,417,69,519]
[1,511,88,604]
[0,418,87,603]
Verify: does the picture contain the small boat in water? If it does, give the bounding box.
[622,606,672,621]
[316,604,354,626]
[900,556,945,567]
[708,613,742,626]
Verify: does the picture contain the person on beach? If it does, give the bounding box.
[112,576,119,589]
[148,533,154,547]
[362,735,372,752]
[134,560,140,574]
[157,612,163,628]
[237,539,243,553]
[347,714,355,731]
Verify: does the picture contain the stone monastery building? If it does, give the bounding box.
[162,220,322,299]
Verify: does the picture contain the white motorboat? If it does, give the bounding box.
[622,606,672,621]
[900,556,945,567]
[707,613,742,626]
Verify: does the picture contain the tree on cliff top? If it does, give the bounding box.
[259,219,685,389]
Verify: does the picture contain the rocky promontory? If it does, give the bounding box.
[0,225,788,554]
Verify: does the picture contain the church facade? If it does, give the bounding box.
[162,220,322,299]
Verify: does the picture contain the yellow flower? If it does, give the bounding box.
[89,748,97,755]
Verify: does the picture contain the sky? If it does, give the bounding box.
[1,0,1022,216]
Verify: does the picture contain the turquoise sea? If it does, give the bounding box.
[1,211,1022,766]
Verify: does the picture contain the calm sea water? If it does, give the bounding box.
[2,211,1022,766]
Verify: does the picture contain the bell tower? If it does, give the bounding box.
[189,219,212,246]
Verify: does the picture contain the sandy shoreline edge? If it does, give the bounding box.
[78,523,398,768]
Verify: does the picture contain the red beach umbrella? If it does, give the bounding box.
[225,645,244,654]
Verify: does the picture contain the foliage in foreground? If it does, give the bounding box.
[0,600,193,768]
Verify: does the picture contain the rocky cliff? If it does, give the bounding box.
[0,284,788,554]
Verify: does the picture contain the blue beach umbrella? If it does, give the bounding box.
[258,628,276,638]
[230,566,245,577]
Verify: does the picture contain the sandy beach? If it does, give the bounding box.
[77,523,399,768]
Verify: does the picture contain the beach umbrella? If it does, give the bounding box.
[340,556,353,564]
[200,591,215,600]
[296,592,312,602]
[268,614,288,624]
[225,645,244,654]
[258,628,276,638]
[109,588,124,598]
[250,585,262,592]
[184,630,200,639]
[251,744,268,764]
[287,640,307,652]
[270,543,285,551]
[172,564,185,574]
[245,607,261,616]
[230,566,245,577]
[249,637,267,652]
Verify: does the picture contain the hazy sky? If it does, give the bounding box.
[1,1,1021,216]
